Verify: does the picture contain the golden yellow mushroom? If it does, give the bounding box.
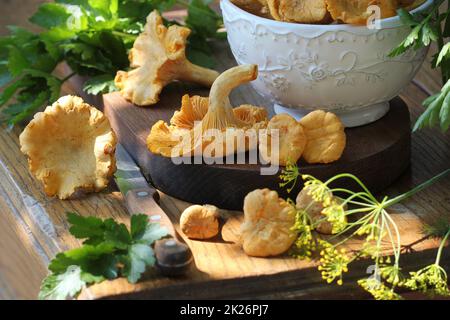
[325,0,398,25]
[299,110,346,164]
[19,96,117,200]
[240,188,297,257]
[180,204,220,240]
[266,0,331,23]
[115,11,219,107]
[259,113,307,166]
[147,64,268,158]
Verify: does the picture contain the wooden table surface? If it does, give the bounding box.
[0,1,449,300]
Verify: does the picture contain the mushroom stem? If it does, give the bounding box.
[178,63,220,87]
[203,64,258,130]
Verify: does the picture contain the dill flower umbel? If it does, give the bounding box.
[403,228,450,297]
[358,278,403,300]
[404,264,449,296]
[302,175,333,207]
[290,212,316,260]
[278,163,450,299]
[317,240,350,285]
[321,203,347,234]
[379,265,405,286]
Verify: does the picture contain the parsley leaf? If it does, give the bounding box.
[83,74,118,94]
[67,212,105,243]
[39,265,86,300]
[29,3,72,29]
[39,212,167,300]
[122,243,156,283]
[132,215,168,245]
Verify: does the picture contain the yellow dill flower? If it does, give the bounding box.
[358,278,403,300]
[321,203,347,234]
[379,265,405,286]
[317,240,350,285]
[404,264,450,297]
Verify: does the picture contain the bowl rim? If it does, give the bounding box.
[221,0,434,31]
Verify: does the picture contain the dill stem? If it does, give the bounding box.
[383,169,450,208]
[383,210,402,265]
[435,228,450,265]
[325,174,377,203]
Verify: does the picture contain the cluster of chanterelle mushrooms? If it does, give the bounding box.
[232,0,425,25]
[147,63,346,165]
[180,184,348,257]
[19,10,348,258]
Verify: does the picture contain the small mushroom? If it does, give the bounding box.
[259,113,307,166]
[326,0,398,25]
[147,64,269,158]
[115,11,219,106]
[296,186,347,235]
[299,110,346,164]
[265,0,331,23]
[180,204,220,240]
[19,96,117,199]
[240,189,297,257]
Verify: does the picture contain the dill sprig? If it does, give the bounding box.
[280,163,450,300]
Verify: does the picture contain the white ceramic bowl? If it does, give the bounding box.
[221,0,433,127]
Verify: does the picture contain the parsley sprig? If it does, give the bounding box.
[0,0,224,126]
[391,0,450,132]
[39,212,167,300]
[280,161,450,300]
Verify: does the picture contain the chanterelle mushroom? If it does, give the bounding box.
[19,95,117,199]
[325,0,398,25]
[180,204,220,240]
[147,64,268,158]
[259,113,307,166]
[266,0,331,23]
[299,110,346,164]
[240,189,297,257]
[115,11,219,107]
[296,186,347,235]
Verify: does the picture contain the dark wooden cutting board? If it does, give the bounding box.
[104,91,411,211]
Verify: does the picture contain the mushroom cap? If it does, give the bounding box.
[233,104,268,126]
[266,0,330,23]
[259,113,307,166]
[170,95,209,129]
[241,189,297,257]
[180,204,220,239]
[326,0,398,25]
[146,120,186,158]
[296,186,331,234]
[19,96,117,199]
[299,110,346,164]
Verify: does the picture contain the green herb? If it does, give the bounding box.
[280,161,450,300]
[391,0,450,132]
[38,212,168,300]
[0,0,224,126]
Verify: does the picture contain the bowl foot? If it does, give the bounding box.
[273,102,390,128]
